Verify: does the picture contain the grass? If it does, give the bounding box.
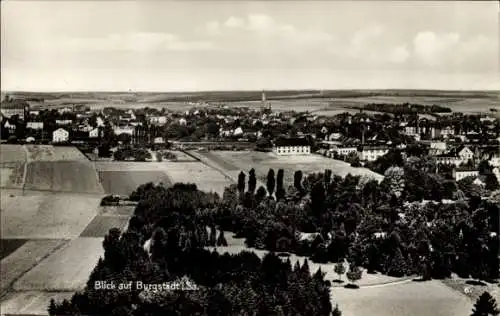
[99,170,172,196]
[25,145,88,162]
[0,145,26,163]
[95,161,233,196]
[0,239,68,293]
[99,205,136,216]
[205,150,383,186]
[442,276,500,303]
[0,239,28,260]
[80,215,130,237]
[1,194,101,239]
[0,291,75,316]
[331,280,473,316]
[13,237,104,291]
[24,161,104,194]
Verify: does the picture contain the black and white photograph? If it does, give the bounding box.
[1,1,499,315]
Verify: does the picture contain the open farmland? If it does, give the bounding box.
[1,239,67,293]
[0,145,26,163]
[99,170,172,195]
[13,237,104,291]
[0,239,28,260]
[0,291,75,316]
[95,161,232,196]
[0,163,24,189]
[203,150,383,186]
[80,215,130,237]
[331,280,473,316]
[25,145,88,162]
[164,162,233,196]
[0,194,101,239]
[24,161,104,194]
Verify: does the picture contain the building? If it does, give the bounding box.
[0,100,29,120]
[113,125,135,136]
[331,146,358,156]
[149,116,168,126]
[457,146,474,162]
[441,126,455,137]
[429,141,447,155]
[358,146,389,162]
[453,169,479,182]
[435,155,461,166]
[52,128,69,143]
[179,118,187,126]
[26,122,44,130]
[273,137,311,156]
[89,127,100,138]
[55,119,73,126]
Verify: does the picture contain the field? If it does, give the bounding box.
[99,205,136,216]
[24,145,88,162]
[95,161,233,196]
[0,239,28,260]
[0,291,75,316]
[0,164,24,189]
[24,161,104,194]
[0,145,26,163]
[331,280,473,316]
[1,239,67,293]
[211,234,475,316]
[13,237,104,291]
[80,215,130,237]
[99,170,172,195]
[0,194,101,239]
[202,150,383,186]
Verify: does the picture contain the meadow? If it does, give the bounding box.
[13,237,104,291]
[0,194,101,239]
[25,145,89,162]
[24,161,104,194]
[203,150,383,186]
[0,291,75,316]
[0,239,68,294]
[95,161,233,197]
[99,170,172,195]
[80,215,130,237]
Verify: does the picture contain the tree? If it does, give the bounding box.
[248,168,257,194]
[266,169,276,197]
[216,228,228,247]
[48,298,57,315]
[276,169,285,200]
[238,171,246,195]
[346,264,362,287]
[334,261,346,281]
[256,186,267,203]
[332,304,342,316]
[485,173,500,191]
[387,248,407,277]
[471,292,499,316]
[294,170,303,192]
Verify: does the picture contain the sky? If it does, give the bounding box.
[1,1,499,91]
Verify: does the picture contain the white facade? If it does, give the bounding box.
[441,126,455,136]
[149,116,167,125]
[27,122,44,130]
[52,128,69,143]
[358,148,389,161]
[454,170,479,182]
[489,156,500,168]
[89,128,100,138]
[179,118,187,126]
[274,145,311,156]
[458,147,474,161]
[430,141,447,152]
[436,156,462,166]
[113,126,134,136]
[55,119,72,125]
[333,147,358,156]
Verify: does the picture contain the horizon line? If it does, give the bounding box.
[3,88,500,94]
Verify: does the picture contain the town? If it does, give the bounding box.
[1,1,499,315]
[2,92,500,187]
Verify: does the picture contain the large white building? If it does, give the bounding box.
[358,146,389,161]
[273,137,311,156]
[453,169,479,182]
[52,128,69,143]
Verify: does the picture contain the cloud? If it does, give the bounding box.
[389,45,411,64]
[60,32,216,53]
[208,13,334,48]
[412,31,497,72]
[206,21,220,35]
[224,16,245,28]
[413,31,460,65]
